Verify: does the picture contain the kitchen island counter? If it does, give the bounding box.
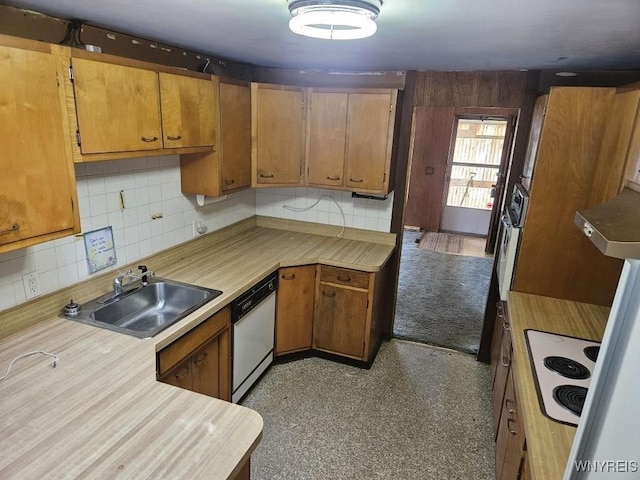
[507,292,610,480]
[0,216,395,479]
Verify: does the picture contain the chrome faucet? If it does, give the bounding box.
[113,265,153,296]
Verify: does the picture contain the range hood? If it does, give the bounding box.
[575,187,640,259]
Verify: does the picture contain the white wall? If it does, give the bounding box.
[0,155,255,312]
[256,188,394,232]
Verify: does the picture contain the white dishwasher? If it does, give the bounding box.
[231,272,277,403]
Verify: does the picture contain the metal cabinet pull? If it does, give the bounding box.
[501,355,510,368]
[194,351,209,365]
[141,136,159,142]
[503,321,510,331]
[349,178,364,183]
[322,291,336,298]
[281,274,296,280]
[175,367,189,379]
[507,418,518,435]
[166,135,182,141]
[337,275,351,282]
[259,173,275,178]
[326,176,340,181]
[505,398,516,414]
[224,179,235,185]
[0,223,20,235]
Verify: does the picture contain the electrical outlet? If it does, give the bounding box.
[22,272,42,299]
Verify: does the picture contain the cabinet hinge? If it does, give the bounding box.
[68,66,74,82]
[75,130,81,147]
[542,106,547,117]
[366,299,369,308]
[71,197,74,212]
[383,172,386,182]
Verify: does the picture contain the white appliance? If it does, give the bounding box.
[525,330,600,426]
[564,259,640,478]
[231,273,277,403]
[497,184,529,300]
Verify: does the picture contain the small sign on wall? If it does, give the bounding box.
[83,226,117,274]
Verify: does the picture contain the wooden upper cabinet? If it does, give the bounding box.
[306,91,348,188]
[159,72,217,148]
[252,83,305,186]
[344,91,397,192]
[220,80,251,192]
[0,41,79,253]
[623,93,640,191]
[520,94,548,193]
[72,57,162,154]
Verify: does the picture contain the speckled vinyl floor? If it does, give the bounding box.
[241,340,496,480]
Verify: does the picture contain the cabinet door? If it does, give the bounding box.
[220,81,251,192]
[72,58,162,153]
[314,284,368,359]
[344,92,395,192]
[159,72,217,148]
[520,94,548,192]
[306,91,348,187]
[0,44,77,249]
[496,369,525,480]
[252,83,305,185]
[492,321,511,438]
[160,358,193,391]
[192,335,221,398]
[276,266,316,355]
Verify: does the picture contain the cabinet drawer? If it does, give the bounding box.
[158,307,230,375]
[320,266,370,289]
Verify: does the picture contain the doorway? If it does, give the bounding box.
[441,117,511,239]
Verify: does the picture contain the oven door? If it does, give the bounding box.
[497,213,521,301]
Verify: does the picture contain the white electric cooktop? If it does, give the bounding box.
[525,329,601,426]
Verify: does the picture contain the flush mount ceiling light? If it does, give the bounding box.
[288,0,382,40]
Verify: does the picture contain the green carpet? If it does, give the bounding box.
[393,231,492,355]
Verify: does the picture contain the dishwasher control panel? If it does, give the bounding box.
[231,272,278,323]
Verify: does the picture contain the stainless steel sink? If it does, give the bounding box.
[61,278,222,338]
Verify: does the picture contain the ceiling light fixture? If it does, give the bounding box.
[288,0,381,40]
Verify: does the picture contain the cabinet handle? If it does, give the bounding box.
[194,351,209,365]
[259,173,275,178]
[349,178,364,183]
[141,136,159,142]
[175,367,189,380]
[496,302,504,317]
[0,223,20,235]
[326,176,340,181]
[501,355,510,368]
[507,418,519,435]
[337,275,351,282]
[322,291,336,298]
[224,179,236,185]
[505,398,516,414]
[166,135,182,141]
[503,321,510,331]
[281,273,296,280]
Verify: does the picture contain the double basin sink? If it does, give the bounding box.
[61,277,222,339]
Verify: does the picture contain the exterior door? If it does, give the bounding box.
[441,116,513,237]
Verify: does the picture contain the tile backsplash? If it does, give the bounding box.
[0,155,254,312]
[256,188,393,232]
[0,158,393,313]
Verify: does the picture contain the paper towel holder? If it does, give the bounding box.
[196,194,228,207]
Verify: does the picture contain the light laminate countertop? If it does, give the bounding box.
[0,217,396,479]
[507,292,610,480]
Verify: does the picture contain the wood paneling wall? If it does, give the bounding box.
[404,71,531,231]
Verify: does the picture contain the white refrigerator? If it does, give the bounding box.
[564,259,640,478]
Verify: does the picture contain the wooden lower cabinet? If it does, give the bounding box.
[492,302,512,438]
[157,307,231,401]
[276,265,316,355]
[314,283,369,359]
[496,367,527,480]
[313,265,380,361]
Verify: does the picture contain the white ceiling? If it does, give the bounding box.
[4,0,640,71]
